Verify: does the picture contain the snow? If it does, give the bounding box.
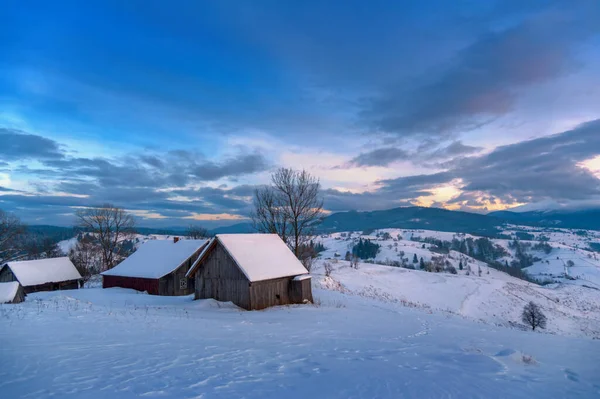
[293,274,312,281]
[312,259,600,339]
[211,234,309,282]
[3,257,82,287]
[102,239,207,279]
[0,282,20,303]
[0,287,599,398]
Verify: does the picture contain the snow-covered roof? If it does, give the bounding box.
[102,239,208,279]
[188,234,309,282]
[3,257,82,287]
[0,282,21,303]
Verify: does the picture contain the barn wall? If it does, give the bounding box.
[103,275,159,295]
[195,242,251,309]
[12,284,25,304]
[23,279,80,294]
[157,246,203,296]
[158,262,196,296]
[249,277,294,310]
[0,266,17,283]
[289,278,313,304]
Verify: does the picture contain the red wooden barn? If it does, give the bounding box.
[102,238,208,296]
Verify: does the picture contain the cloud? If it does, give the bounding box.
[0,127,269,226]
[364,3,600,137]
[326,119,600,211]
[346,147,409,167]
[429,141,483,159]
[0,128,65,160]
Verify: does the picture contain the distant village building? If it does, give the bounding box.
[102,238,208,296]
[0,257,82,293]
[186,234,313,310]
[0,282,25,304]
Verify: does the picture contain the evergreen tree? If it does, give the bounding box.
[412,254,418,263]
[419,257,425,269]
[459,260,463,270]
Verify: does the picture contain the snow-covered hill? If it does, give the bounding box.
[311,259,600,339]
[314,227,600,289]
[1,287,599,398]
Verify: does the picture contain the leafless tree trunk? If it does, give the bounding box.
[0,209,26,263]
[251,185,289,244]
[252,168,323,258]
[187,225,209,239]
[521,301,547,331]
[69,239,100,283]
[75,204,136,271]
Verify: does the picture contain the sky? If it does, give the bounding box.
[1,0,600,228]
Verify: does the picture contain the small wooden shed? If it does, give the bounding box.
[0,257,82,294]
[186,234,313,310]
[102,238,208,296]
[0,282,26,304]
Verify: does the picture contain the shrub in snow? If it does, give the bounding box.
[446,265,457,274]
[323,262,333,277]
[521,301,547,331]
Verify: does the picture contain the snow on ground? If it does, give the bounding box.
[312,259,600,339]
[316,228,600,288]
[1,287,599,399]
[0,282,20,303]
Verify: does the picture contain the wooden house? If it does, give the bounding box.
[0,257,82,293]
[0,282,26,304]
[102,238,208,296]
[186,234,313,310]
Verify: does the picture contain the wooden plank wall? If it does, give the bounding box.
[195,242,252,309]
[157,246,204,296]
[0,266,17,283]
[103,275,159,295]
[288,278,313,304]
[12,284,25,303]
[249,277,293,310]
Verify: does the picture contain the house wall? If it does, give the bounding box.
[0,266,17,283]
[289,278,313,304]
[158,262,196,296]
[23,279,79,294]
[11,284,25,304]
[249,277,295,310]
[103,275,159,295]
[194,242,252,309]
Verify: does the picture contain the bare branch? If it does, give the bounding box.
[75,204,136,271]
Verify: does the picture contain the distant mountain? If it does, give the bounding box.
[208,222,254,235]
[316,207,505,236]
[488,209,600,231]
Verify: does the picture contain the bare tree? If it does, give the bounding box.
[0,209,26,263]
[251,185,289,244]
[323,261,333,277]
[69,238,100,284]
[75,204,136,271]
[252,168,323,257]
[521,301,547,331]
[187,225,209,239]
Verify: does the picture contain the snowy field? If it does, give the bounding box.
[312,259,600,339]
[1,287,599,399]
[316,227,600,289]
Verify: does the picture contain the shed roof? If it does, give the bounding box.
[0,282,22,303]
[3,257,82,287]
[187,234,309,282]
[102,239,207,279]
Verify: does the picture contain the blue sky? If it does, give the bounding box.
[1,0,600,227]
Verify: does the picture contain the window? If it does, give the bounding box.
[179,278,188,290]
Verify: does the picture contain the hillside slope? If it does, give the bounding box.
[1,287,599,398]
